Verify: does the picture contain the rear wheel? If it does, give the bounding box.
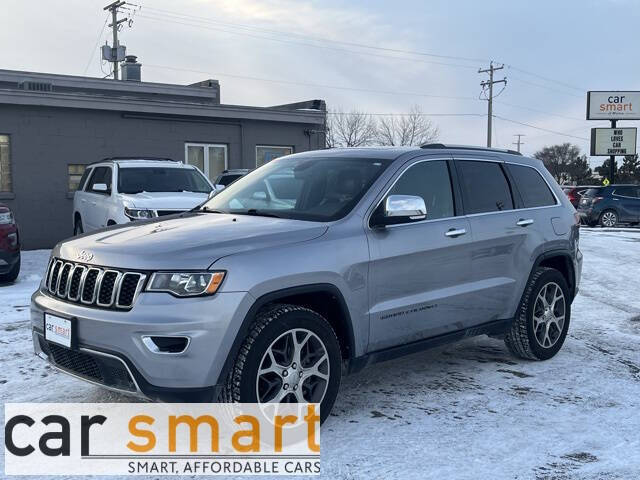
[599,210,618,227]
[505,267,571,360]
[224,304,342,423]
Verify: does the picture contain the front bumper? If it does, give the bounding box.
[31,288,254,401]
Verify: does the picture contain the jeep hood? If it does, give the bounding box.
[120,192,209,210]
[57,213,328,270]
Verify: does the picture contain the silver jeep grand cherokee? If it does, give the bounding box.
[32,145,582,421]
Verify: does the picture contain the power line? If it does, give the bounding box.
[328,112,484,117]
[140,6,489,64]
[507,74,583,99]
[493,115,589,141]
[137,12,480,71]
[144,64,479,100]
[505,65,584,92]
[83,15,109,75]
[495,100,586,121]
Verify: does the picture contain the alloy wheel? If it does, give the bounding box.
[601,211,617,227]
[256,328,330,404]
[532,282,566,349]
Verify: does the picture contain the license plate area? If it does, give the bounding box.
[44,313,76,349]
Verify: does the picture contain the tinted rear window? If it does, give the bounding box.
[583,188,603,197]
[218,174,243,186]
[507,164,556,208]
[118,167,212,194]
[457,160,514,214]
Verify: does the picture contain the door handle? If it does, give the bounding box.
[445,228,467,238]
[516,218,534,227]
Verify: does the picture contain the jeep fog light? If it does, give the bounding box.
[147,271,225,297]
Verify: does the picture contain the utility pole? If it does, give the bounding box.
[479,61,507,148]
[513,134,525,153]
[104,1,128,80]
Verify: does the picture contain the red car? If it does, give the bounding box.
[562,186,590,208]
[0,203,20,283]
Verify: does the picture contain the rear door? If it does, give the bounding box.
[366,156,475,351]
[83,166,112,231]
[613,186,640,222]
[454,158,547,323]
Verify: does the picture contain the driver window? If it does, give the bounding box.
[386,160,454,220]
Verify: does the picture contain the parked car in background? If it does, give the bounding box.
[577,184,640,227]
[0,203,20,283]
[212,169,251,192]
[562,186,590,208]
[34,145,581,421]
[73,158,213,234]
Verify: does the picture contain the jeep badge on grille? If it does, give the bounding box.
[76,250,94,262]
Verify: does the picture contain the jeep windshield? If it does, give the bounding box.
[201,156,391,221]
[118,167,212,194]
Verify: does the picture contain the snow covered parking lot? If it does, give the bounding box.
[1,228,640,479]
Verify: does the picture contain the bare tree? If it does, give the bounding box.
[376,105,439,146]
[326,109,377,148]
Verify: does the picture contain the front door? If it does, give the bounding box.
[366,158,475,352]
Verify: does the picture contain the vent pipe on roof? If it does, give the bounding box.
[121,55,141,81]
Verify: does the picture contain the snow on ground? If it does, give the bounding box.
[1,229,640,479]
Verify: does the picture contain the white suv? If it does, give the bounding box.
[73,158,213,234]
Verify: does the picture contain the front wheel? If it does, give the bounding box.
[599,210,618,227]
[224,304,342,423]
[505,267,571,361]
[74,218,83,235]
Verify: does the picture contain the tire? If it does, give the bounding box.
[223,304,342,423]
[74,218,83,235]
[599,209,618,228]
[505,267,571,361]
[0,258,20,284]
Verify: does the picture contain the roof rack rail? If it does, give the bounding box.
[420,143,522,156]
[89,156,180,165]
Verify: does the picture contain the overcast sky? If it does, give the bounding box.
[2,0,640,163]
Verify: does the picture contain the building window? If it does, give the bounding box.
[256,146,293,168]
[185,143,228,182]
[68,164,87,192]
[0,135,11,192]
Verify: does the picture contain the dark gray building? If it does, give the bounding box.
[0,68,326,249]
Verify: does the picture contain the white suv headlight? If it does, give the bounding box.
[147,271,225,297]
[124,207,155,220]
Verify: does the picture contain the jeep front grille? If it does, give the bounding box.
[45,258,146,310]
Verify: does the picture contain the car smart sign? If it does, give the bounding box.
[590,127,637,156]
[587,91,640,120]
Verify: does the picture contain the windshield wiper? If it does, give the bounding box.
[198,206,225,213]
[235,209,281,218]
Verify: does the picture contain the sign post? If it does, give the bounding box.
[587,91,640,183]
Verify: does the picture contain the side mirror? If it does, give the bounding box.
[93,183,109,193]
[372,195,426,227]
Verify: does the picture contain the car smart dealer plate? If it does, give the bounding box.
[44,313,74,348]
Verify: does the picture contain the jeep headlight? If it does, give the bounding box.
[147,271,225,297]
[124,207,155,220]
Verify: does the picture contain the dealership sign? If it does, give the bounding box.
[587,91,640,120]
[5,403,320,476]
[590,127,637,156]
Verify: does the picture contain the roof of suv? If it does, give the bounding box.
[292,144,526,161]
[89,157,190,169]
